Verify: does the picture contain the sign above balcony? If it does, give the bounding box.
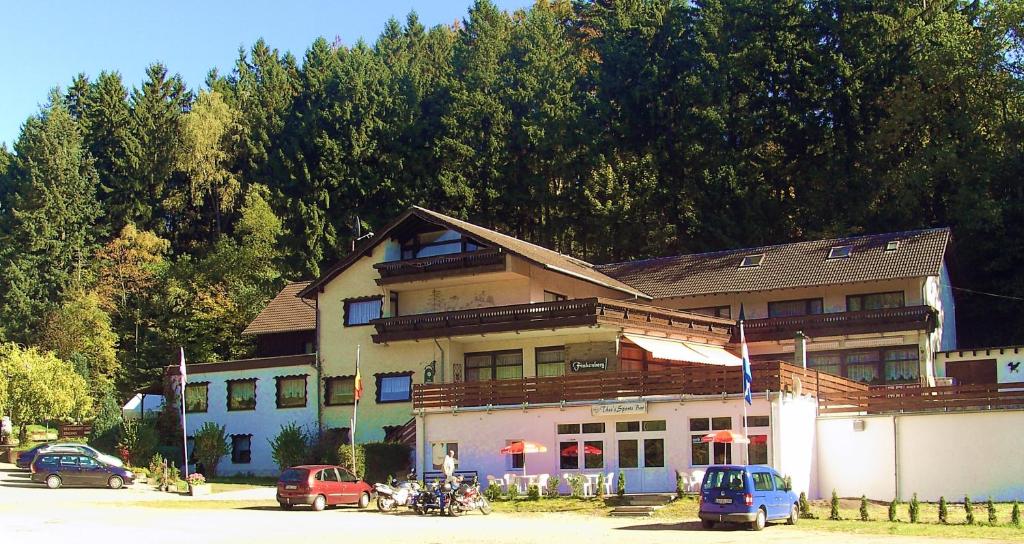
[592,401,647,417]
[570,359,608,373]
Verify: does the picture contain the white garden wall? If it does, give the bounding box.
[817,410,1024,502]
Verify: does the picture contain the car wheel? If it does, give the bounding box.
[108,475,124,490]
[45,475,62,489]
[701,519,714,529]
[279,503,294,510]
[750,508,766,531]
[358,492,370,509]
[787,504,798,525]
[312,494,327,511]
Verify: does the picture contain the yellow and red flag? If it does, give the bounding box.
[354,369,363,402]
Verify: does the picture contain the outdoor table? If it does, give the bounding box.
[515,474,540,492]
[580,473,600,497]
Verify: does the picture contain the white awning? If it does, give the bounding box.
[623,334,742,367]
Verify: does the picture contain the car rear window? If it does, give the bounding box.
[38,455,58,464]
[280,468,308,483]
[703,469,746,491]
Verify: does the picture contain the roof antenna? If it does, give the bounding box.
[352,216,375,251]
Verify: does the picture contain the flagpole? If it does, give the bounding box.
[179,347,189,480]
[351,344,359,476]
[739,307,751,465]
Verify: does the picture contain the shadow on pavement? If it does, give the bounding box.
[614,520,750,532]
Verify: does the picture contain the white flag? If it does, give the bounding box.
[179,347,186,380]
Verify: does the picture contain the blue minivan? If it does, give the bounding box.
[698,465,798,531]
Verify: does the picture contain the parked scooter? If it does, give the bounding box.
[447,476,492,516]
[374,475,422,512]
[411,480,450,515]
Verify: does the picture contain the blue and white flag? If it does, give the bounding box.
[739,304,752,405]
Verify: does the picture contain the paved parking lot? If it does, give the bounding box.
[0,463,1012,543]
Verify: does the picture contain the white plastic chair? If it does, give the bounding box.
[604,472,614,495]
[537,473,551,495]
[486,474,505,493]
[504,473,518,493]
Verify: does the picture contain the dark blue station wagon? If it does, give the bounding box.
[698,465,798,531]
[30,453,135,490]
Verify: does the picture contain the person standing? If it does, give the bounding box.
[442,450,456,482]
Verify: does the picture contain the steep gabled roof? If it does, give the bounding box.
[596,228,951,299]
[242,281,316,335]
[299,207,649,299]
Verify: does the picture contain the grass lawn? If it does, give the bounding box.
[489,497,615,516]
[206,475,278,486]
[208,482,274,493]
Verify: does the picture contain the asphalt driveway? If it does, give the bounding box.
[0,463,1014,544]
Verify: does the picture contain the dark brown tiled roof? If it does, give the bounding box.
[596,228,951,299]
[166,354,316,375]
[242,281,316,335]
[300,207,648,299]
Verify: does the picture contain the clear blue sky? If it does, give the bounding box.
[0,0,532,149]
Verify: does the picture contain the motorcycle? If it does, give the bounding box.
[447,476,492,516]
[411,480,449,515]
[374,476,422,512]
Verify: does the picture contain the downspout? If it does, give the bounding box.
[315,296,323,433]
[893,415,900,501]
[433,338,446,384]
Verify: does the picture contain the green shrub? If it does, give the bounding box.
[830,489,841,520]
[117,418,158,467]
[965,495,975,525]
[484,482,502,501]
[508,481,520,500]
[527,483,541,501]
[336,441,412,483]
[192,422,230,477]
[148,453,178,488]
[987,497,997,525]
[676,471,685,499]
[269,422,308,470]
[546,474,560,497]
[308,428,344,465]
[1011,501,1020,527]
[617,471,625,498]
[889,498,899,522]
[799,492,814,519]
[939,496,948,523]
[568,474,584,498]
[860,495,869,521]
[596,473,606,500]
[909,493,919,523]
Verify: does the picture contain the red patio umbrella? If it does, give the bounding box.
[500,441,548,476]
[560,443,603,456]
[701,430,750,444]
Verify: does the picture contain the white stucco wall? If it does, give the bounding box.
[419,396,777,494]
[184,363,317,477]
[772,395,818,498]
[817,410,1024,501]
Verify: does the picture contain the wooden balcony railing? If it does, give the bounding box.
[374,248,506,284]
[372,297,734,343]
[739,306,937,342]
[819,382,1024,415]
[412,361,867,409]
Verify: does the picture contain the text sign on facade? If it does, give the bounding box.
[591,401,647,417]
[570,359,607,373]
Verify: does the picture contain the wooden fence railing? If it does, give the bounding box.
[740,305,935,341]
[819,382,1024,414]
[374,248,505,279]
[413,361,866,409]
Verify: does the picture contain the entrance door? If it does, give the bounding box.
[946,359,997,385]
[615,420,673,493]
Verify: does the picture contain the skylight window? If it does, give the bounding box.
[885,241,900,252]
[739,254,764,268]
[828,245,853,259]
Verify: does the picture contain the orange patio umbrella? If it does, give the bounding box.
[701,430,750,444]
[500,441,548,476]
[560,443,603,456]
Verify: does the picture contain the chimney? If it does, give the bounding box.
[794,331,807,369]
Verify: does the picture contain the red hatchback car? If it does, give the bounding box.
[276,465,373,511]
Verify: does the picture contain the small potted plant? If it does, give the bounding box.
[187,473,210,497]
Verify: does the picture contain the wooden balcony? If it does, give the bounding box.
[739,305,937,342]
[412,361,867,409]
[819,382,1024,415]
[372,297,734,343]
[373,248,506,285]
